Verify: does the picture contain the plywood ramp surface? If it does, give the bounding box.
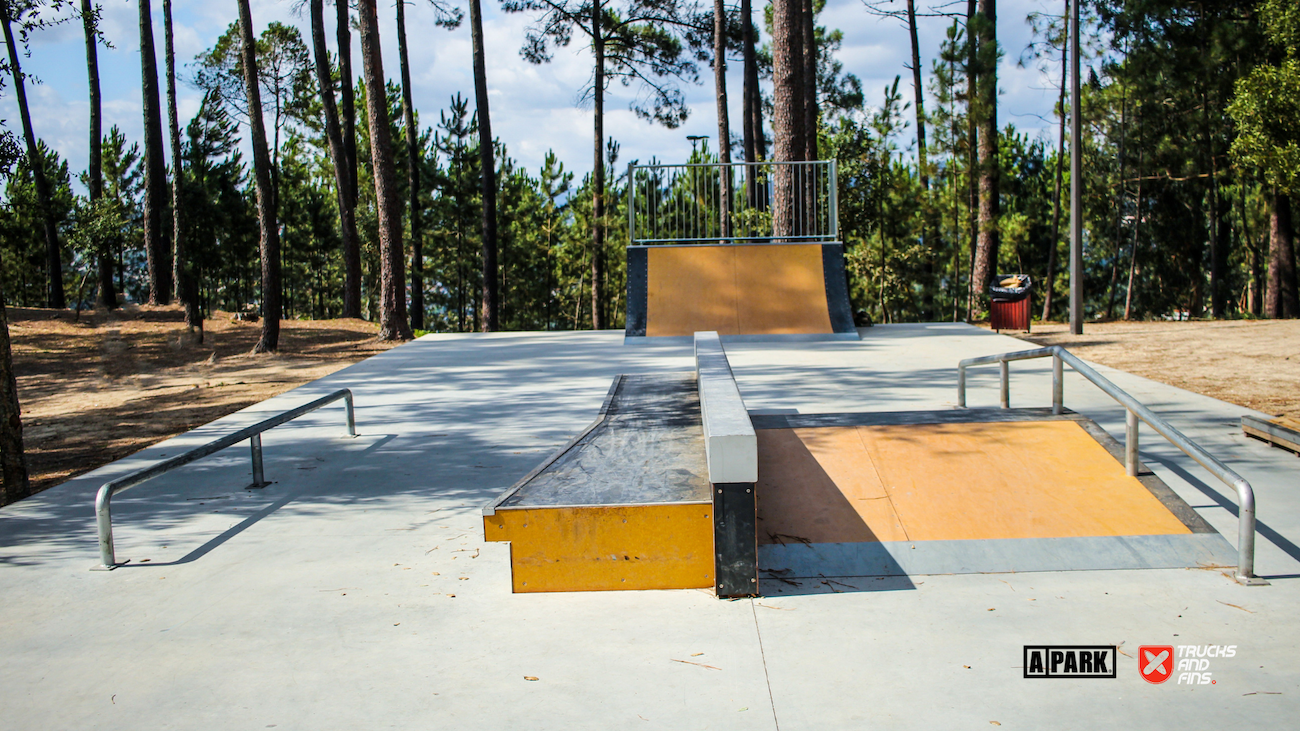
[645,245,834,336]
[486,505,714,592]
[756,420,1193,545]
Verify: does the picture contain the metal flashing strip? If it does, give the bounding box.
[759,533,1237,579]
[481,375,624,516]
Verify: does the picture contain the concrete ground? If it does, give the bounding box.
[1,323,1296,729]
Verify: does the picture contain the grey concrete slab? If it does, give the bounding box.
[1,324,1297,729]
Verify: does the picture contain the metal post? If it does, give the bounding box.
[250,433,266,488]
[344,391,357,436]
[1236,479,1257,582]
[627,163,636,243]
[1125,409,1139,476]
[999,361,1010,409]
[957,364,967,408]
[95,486,116,569]
[829,158,839,241]
[1052,352,1064,415]
[1069,0,1084,335]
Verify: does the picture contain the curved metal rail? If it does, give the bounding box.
[93,389,356,570]
[957,347,1261,584]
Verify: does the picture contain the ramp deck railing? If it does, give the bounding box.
[957,347,1262,584]
[93,388,356,570]
[628,160,838,245]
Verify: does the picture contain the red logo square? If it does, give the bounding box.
[1140,645,1175,684]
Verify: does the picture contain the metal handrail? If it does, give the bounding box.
[627,159,839,245]
[957,347,1261,584]
[93,388,357,570]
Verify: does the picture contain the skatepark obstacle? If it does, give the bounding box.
[624,161,856,338]
[485,335,1255,596]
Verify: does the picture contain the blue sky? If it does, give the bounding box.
[1,0,1071,193]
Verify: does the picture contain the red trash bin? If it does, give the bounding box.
[989,274,1032,333]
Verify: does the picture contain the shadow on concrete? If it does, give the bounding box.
[759,572,916,597]
[1145,453,1300,567]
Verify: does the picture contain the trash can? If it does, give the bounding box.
[989,274,1032,332]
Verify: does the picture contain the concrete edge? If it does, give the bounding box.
[694,332,758,484]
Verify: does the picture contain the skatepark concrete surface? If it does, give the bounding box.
[1,323,1297,729]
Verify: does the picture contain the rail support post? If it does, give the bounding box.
[249,433,267,488]
[92,485,120,570]
[1125,410,1140,477]
[1235,480,1267,585]
[957,365,966,408]
[999,361,1010,409]
[1052,352,1064,415]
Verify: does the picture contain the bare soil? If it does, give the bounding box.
[8,305,400,493]
[1007,320,1300,423]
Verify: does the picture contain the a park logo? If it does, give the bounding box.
[1139,646,1175,684]
[1023,646,1117,678]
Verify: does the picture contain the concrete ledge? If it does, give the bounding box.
[694,332,758,484]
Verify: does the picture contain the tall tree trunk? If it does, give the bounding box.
[970,0,998,317]
[741,0,761,211]
[741,0,756,167]
[470,0,499,331]
[238,0,281,352]
[138,0,170,305]
[357,0,412,340]
[1209,150,1227,319]
[336,0,361,317]
[1241,183,1261,317]
[905,0,934,317]
[82,0,115,310]
[1105,80,1127,320]
[1123,149,1143,320]
[1265,192,1299,318]
[746,4,766,165]
[964,0,978,317]
[310,0,361,322]
[800,0,817,163]
[1041,10,1067,322]
[396,0,424,330]
[2,7,64,310]
[714,0,732,238]
[163,0,200,340]
[771,0,804,237]
[0,278,28,506]
[590,0,606,329]
[906,0,927,190]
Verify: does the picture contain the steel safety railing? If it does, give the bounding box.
[957,347,1262,585]
[627,159,838,245]
[93,388,356,570]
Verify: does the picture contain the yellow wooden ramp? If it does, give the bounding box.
[624,243,857,337]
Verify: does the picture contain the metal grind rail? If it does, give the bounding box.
[93,388,357,570]
[957,347,1263,585]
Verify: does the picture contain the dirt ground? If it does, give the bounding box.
[7,305,400,493]
[1006,319,1300,426]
